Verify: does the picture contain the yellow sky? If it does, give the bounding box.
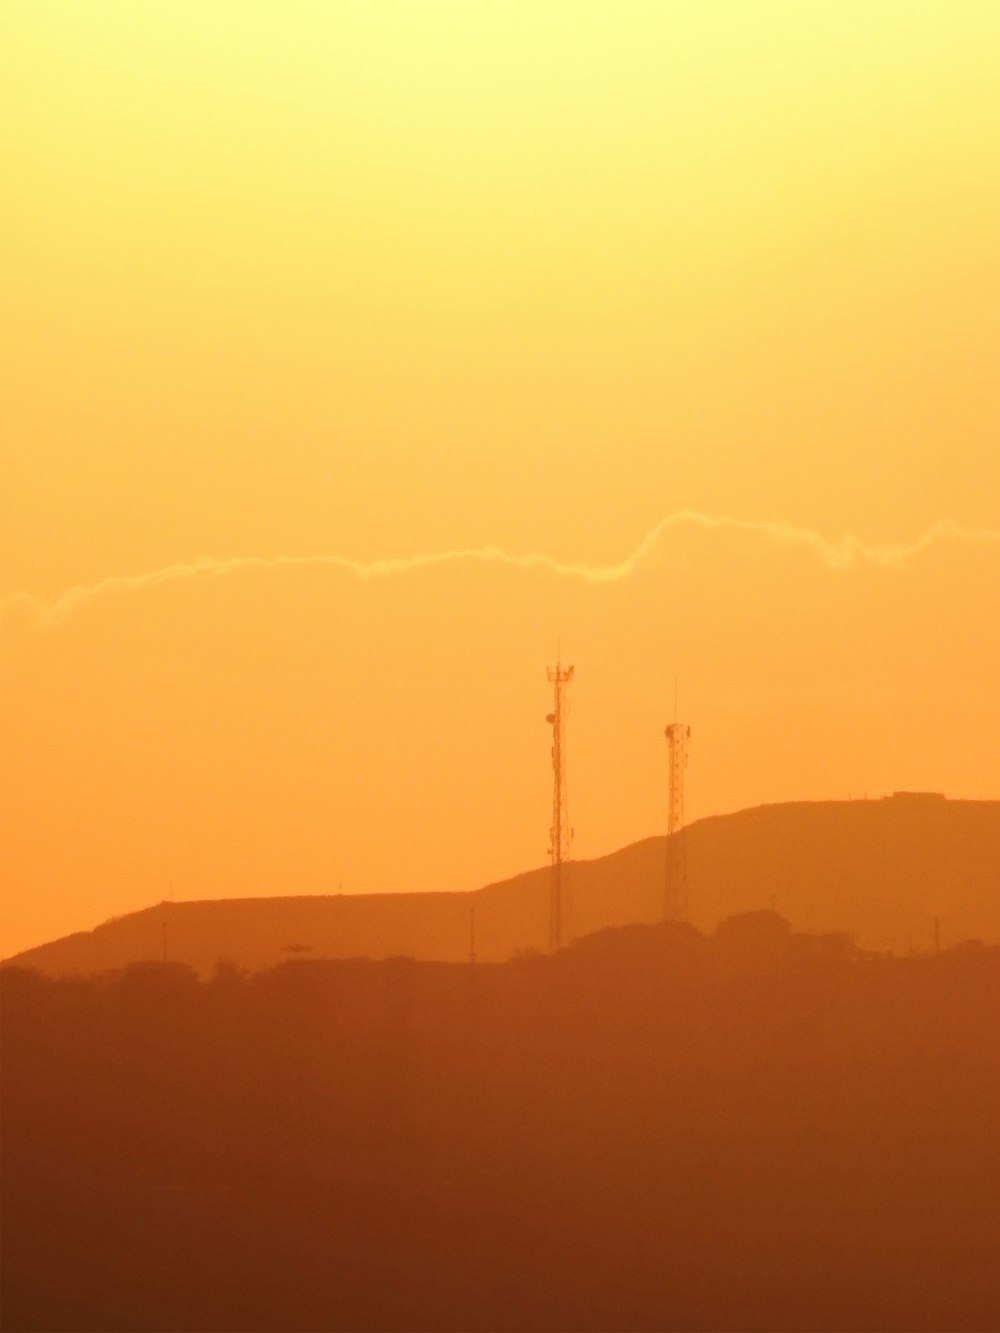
[2,2,999,957]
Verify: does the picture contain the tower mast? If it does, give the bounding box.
[546,660,574,951]
[664,721,691,920]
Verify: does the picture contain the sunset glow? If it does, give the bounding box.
[3,2,999,958]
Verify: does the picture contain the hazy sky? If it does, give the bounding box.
[2,2,999,957]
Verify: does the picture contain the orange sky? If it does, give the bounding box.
[2,2,999,958]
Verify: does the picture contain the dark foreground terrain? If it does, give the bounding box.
[3,917,999,1332]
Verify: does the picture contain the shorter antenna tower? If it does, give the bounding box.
[546,660,574,952]
[664,721,691,920]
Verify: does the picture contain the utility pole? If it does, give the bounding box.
[546,660,574,952]
[664,720,691,921]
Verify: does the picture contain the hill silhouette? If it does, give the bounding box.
[6,795,998,978]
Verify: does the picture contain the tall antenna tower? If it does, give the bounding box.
[546,660,574,952]
[664,721,691,920]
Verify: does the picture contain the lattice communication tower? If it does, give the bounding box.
[664,722,691,920]
[546,662,574,952]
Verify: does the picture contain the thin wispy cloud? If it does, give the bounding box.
[3,512,998,627]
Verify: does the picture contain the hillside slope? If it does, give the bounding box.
[6,796,998,977]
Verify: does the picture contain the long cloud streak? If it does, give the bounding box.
[4,511,999,627]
